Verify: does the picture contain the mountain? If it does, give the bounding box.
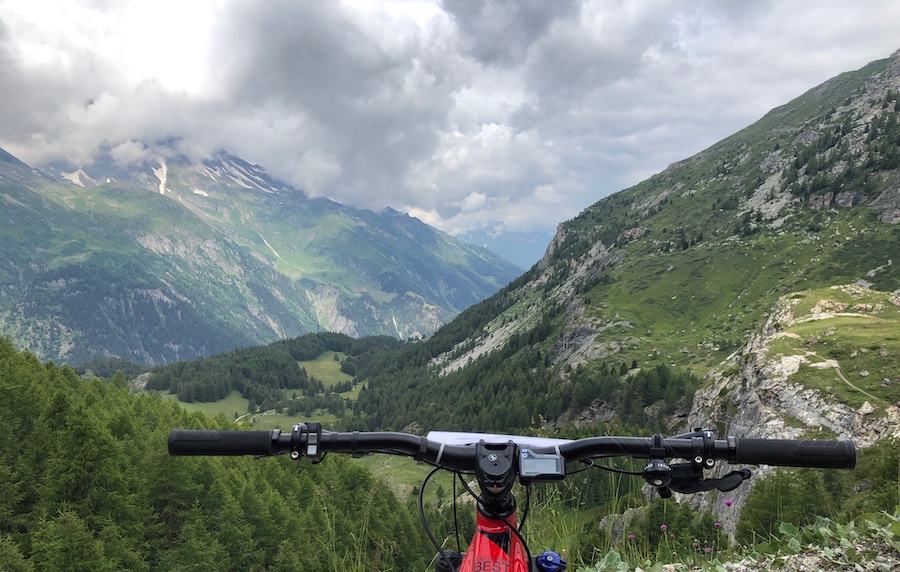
[329,48,900,549]
[456,226,554,270]
[345,50,900,434]
[539,50,899,372]
[0,147,520,365]
[68,49,900,570]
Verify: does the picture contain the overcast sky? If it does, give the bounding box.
[2,1,899,238]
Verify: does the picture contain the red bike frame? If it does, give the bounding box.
[460,508,529,572]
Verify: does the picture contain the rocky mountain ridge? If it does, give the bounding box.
[429,50,900,386]
[0,146,520,364]
[693,285,900,446]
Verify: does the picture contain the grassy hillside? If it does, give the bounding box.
[579,207,899,373]
[764,285,900,410]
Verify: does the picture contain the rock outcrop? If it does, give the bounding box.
[683,285,900,540]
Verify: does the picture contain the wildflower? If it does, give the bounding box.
[670,533,675,539]
[705,547,713,553]
[692,541,699,548]
[627,534,635,540]
[660,524,667,531]
[714,522,722,528]
[724,499,733,507]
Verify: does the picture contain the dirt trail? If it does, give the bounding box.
[804,350,880,401]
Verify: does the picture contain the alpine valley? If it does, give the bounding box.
[3,47,900,572]
[334,50,900,552]
[0,146,521,365]
[147,49,900,535]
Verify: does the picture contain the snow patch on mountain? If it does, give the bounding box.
[60,168,92,187]
[152,161,168,194]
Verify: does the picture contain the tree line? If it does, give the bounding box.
[344,306,701,434]
[782,92,900,199]
[0,336,432,571]
[145,332,402,409]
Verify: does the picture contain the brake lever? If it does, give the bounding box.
[666,467,752,495]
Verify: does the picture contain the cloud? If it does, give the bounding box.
[109,140,156,166]
[202,2,469,206]
[0,0,899,242]
[459,192,488,211]
[442,0,579,66]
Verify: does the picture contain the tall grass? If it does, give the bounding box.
[517,467,650,567]
[576,509,900,571]
[522,486,584,561]
[521,477,733,570]
[316,484,382,572]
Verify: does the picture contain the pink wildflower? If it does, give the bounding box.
[714,522,722,528]
[724,499,733,507]
[660,524,667,531]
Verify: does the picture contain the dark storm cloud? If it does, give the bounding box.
[0,16,97,154]
[206,2,468,203]
[442,0,578,66]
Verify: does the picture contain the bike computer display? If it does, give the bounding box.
[518,447,565,483]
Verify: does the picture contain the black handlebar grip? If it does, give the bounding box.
[168,429,281,456]
[734,438,855,469]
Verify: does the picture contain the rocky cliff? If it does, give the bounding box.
[686,284,900,538]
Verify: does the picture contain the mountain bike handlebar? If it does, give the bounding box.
[169,424,854,572]
[168,425,856,470]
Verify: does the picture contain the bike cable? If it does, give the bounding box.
[589,460,642,476]
[452,470,461,554]
[420,465,455,572]
[518,483,531,532]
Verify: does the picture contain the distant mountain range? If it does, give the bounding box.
[0,145,520,365]
[456,226,553,270]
